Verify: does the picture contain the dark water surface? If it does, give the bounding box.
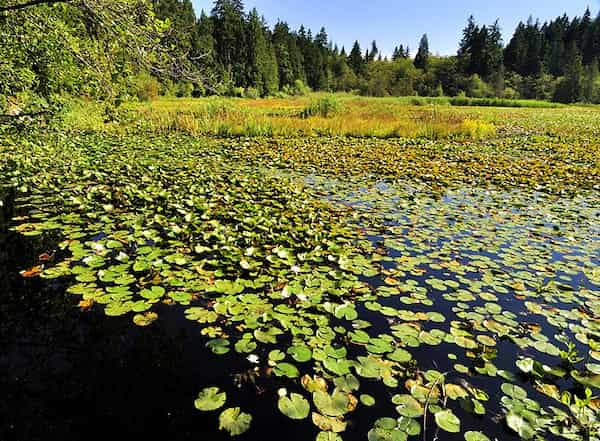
[2,179,598,441]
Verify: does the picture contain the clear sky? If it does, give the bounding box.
[192,1,599,57]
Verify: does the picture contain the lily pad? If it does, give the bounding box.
[278,393,310,420]
[219,407,252,436]
[194,387,227,411]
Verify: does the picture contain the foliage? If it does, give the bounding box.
[3,1,600,112]
[1,98,599,440]
[0,0,212,119]
[301,96,343,118]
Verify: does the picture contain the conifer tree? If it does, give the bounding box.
[414,34,430,69]
[212,0,246,85]
[348,40,364,75]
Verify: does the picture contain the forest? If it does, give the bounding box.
[2,0,600,121]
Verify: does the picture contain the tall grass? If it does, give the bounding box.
[300,95,343,118]
[448,96,562,108]
[61,95,506,140]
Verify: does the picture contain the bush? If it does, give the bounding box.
[466,74,494,98]
[134,73,159,101]
[460,119,497,140]
[502,87,520,100]
[244,87,260,99]
[228,86,245,98]
[175,82,194,98]
[300,95,343,118]
[292,80,311,96]
[449,96,559,108]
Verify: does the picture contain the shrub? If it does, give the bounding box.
[460,119,497,140]
[292,79,311,96]
[134,73,159,101]
[466,74,494,98]
[502,87,520,100]
[228,86,245,98]
[175,82,194,98]
[300,95,343,118]
[244,87,260,99]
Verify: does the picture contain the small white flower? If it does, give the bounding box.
[116,252,129,261]
[297,294,308,302]
[291,265,301,275]
[278,388,287,397]
[247,354,259,364]
[92,243,105,252]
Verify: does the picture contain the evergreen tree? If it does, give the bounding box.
[554,42,584,103]
[348,40,364,75]
[414,34,430,69]
[246,8,278,95]
[368,41,379,62]
[212,0,246,86]
[272,21,305,87]
[392,44,409,61]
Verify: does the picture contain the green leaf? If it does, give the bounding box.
[394,395,423,418]
[288,345,312,362]
[360,394,376,407]
[464,431,491,441]
[434,410,461,433]
[278,393,310,420]
[313,389,351,417]
[387,348,412,363]
[273,362,300,378]
[219,407,252,436]
[505,412,535,439]
[501,383,527,400]
[194,387,227,411]
[316,432,343,441]
[206,338,230,355]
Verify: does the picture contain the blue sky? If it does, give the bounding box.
[192,1,598,56]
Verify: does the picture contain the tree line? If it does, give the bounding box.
[2,0,600,118]
[153,0,600,103]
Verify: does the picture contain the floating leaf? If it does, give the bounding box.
[194,387,227,411]
[219,407,252,436]
[132,312,158,327]
[435,410,461,433]
[278,393,310,420]
[464,431,491,441]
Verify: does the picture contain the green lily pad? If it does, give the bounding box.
[273,362,300,378]
[194,387,227,411]
[278,393,310,420]
[219,407,252,436]
[435,410,461,433]
[464,431,491,441]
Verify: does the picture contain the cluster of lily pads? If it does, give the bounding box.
[0,129,598,441]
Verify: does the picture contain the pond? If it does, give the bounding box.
[1,134,599,441]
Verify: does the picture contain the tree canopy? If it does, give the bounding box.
[2,1,599,112]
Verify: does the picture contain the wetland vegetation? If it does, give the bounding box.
[2,96,599,441]
[1,2,599,441]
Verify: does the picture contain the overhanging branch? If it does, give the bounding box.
[0,0,69,13]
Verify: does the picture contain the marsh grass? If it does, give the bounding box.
[60,95,509,140]
[300,95,343,118]
[448,96,562,108]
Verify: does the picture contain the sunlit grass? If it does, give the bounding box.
[63,95,500,140]
[61,94,599,141]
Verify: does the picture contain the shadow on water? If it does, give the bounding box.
[0,181,589,441]
[0,189,319,441]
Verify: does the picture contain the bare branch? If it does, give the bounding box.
[0,0,68,13]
